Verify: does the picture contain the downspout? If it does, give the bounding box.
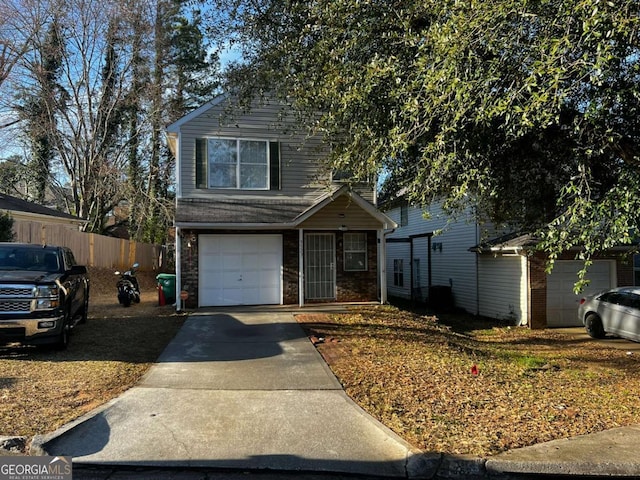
[410,238,414,303]
[299,229,304,307]
[173,129,182,312]
[380,227,395,304]
[175,226,182,312]
[427,233,433,291]
[475,225,480,316]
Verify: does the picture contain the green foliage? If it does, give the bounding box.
[220,0,640,282]
[0,157,28,197]
[0,212,15,242]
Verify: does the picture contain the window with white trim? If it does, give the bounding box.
[343,233,367,271]
[196,138,280,190]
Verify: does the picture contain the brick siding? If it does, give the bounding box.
[179,229,379,307]
[334,231,378,302]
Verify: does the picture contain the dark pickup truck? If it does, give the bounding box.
[0,243,89,349]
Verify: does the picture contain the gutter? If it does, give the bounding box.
[175,222,294,230]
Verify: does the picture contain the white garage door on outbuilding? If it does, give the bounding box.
[546,260,615,327]
[199,234,283,307]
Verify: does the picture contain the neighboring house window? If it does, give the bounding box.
[195,138,280,190]
[332,169,350,182]
[344,233,367,271]
[635,255,640,285]
[393,259,404,287]
[400,204,408,227]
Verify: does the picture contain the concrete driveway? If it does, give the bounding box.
[32,310,434,478]
[554,326,640,352]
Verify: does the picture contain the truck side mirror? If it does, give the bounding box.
[70,265,87,275]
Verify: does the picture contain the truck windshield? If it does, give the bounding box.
[0,246,60,272]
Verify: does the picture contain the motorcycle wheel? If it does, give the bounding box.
[118,292,131,307]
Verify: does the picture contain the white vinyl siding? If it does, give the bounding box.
[478,254,528,324]
[384,201,479,313]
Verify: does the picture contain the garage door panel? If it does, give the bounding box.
[199,235,282,307]
[546,260,614,327]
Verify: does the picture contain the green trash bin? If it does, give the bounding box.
[156,273,176,305]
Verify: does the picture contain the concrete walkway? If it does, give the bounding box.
[32,311,433,478]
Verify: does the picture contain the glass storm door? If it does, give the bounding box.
[304,233,336,300]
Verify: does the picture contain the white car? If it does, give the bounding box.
[578,287,640,342]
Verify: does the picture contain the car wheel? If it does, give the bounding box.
[585,313,606,339]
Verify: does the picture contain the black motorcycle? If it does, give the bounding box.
[115,262,140,307]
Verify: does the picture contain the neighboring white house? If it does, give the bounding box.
[384,199,481,315]
[383,199,631,329]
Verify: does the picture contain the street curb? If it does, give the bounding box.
[30,395,123,457]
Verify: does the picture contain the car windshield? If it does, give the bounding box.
[0,246,60,272]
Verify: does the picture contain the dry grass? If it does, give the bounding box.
[0,268,185,440]
[297,304,640,457]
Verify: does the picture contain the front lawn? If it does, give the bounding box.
[297,305,640,456]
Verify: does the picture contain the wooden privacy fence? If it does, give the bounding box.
[12,220,165,272]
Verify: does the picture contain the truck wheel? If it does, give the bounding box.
[78,294,89,324]
[53,318,71,350]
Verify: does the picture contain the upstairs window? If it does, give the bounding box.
[400,204,409,227]
[196,138,280,190]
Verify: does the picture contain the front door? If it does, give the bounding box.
[304,233,336,300]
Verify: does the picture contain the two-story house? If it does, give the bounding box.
[166,95,396,309]
[384,198,633,328]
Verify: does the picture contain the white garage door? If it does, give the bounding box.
[546,260,614,327]
[199,235,282,307]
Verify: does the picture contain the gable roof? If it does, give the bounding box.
[293,185,396,229]
[0,193,85,224]
[166,94,228,133]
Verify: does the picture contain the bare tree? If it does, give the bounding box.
[14,0,154,230]
[0,0,49,132]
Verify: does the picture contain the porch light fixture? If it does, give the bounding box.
[432,242,443,252]
[187,233,197,248]
[338,225,348,231]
